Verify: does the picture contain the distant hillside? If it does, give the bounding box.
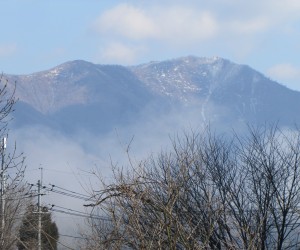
[5,56,300,134]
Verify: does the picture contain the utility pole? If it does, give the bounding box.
[0,137,6,248]
[37,179,41,250]
[37,167,43,250]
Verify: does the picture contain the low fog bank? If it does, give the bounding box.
[8,102,252,249]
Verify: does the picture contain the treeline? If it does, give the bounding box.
[82,126,300,250]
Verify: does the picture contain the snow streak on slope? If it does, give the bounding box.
[130,56,207,103]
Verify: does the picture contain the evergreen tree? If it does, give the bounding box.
[18,205,59,250]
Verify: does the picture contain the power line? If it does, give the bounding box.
[50,208,111,221]
[59,234,87,240]
[44,185,95,202]
[28,183,88,201]
[44,188,90,201]
[49,204,111,221]
[50,205,91,216]
[48,184,91,199]
[6,194,38,201]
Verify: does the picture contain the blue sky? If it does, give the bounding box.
[1,0,300,90]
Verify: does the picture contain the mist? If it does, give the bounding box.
[7,98,251,249]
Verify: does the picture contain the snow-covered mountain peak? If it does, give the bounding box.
[6,55,300,131]
[129,56,241,103]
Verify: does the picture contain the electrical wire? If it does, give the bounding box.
[48,184,91,198]
[44,187,90,201]
[50,205,91,216]
[28,183,95,201]
[6,194,38,201]
[59,234,87,240]
[50,208,111,221]
[49,204,111,221]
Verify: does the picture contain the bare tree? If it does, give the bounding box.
[0,75,30,249]
[84,126,300,250]
[237,126,300,249]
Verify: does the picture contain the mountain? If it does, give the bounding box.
[7,56,300,248]
[6,56,300,135]
[9,60,159,134]
[131,56,300,125]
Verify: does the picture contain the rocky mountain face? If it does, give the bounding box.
[6,56,300,134]
[131,56,300,125]
[9,60,158,134]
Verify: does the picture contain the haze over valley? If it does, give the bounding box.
[2,1,300,249]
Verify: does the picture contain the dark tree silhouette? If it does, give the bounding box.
[18,205,59,250]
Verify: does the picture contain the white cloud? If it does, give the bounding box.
[267,63,300,91]
[0,43,17,57]
[227,17,270,34]
[215,0,300,23]
[90,1,300,68]
[94,4,157,40]
[94,2,288,43]
[268,63,299,80]
[271,0,300,15]
[99,42,146,64]
[157,7,218,44]
[94,4,218,45]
